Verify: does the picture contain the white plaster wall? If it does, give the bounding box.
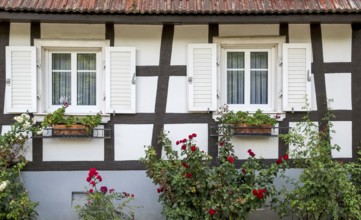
[9,23,30,46]
[41,23,105,40]
[166,76,187,113]
[288,122,319,159]
[114,25,162,66]
[171,25,208,65]
[289,24,311,43]
[321,24,352,63]
[43,138,104,161]
[219,25,279,37]
[114,124,153,161]
[22,171,164,220]
[2,125,32,161]
[137,76,158,113]
[231,136,279,159]
[163,124,208,156]
[331,121,352,158]
[325,73,352,110]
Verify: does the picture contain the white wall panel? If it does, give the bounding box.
[9,23,30,46]
[114,124,153,161]
[163,124,208,156]
[331,121,352,158]
[43,137,104,161]
[171,25,208,65]
[137,76,158,113]
[325,73,352,110]
[232,136,279,159]
[41,23,105,40]
[289,24,311,43]
[114,25,162,66]
[219,24,279,37]
[321,24,352,63]
[2,125,32,161]
[166,76,187,113]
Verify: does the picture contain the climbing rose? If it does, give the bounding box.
[252,189,258,196]
[248,149,256,157]
[227,156,235,164]
[276,157,283,165]
[190,145,197,152]
[242,168,246,174]
[189,134,193,139]
[283,154,289,160]
[209,209,216,215]
[186,172,192,178]
[96,175,102,182]
[86,176,91,182]
[89,189,93,193]
[181,144,187,150]
[182,162,189,168]
[100,186,108,194]
[90,181,96,186]
[192,133,197,137]
[176,140,180,145]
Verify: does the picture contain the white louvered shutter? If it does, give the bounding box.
[105,47,136,114]
[187,44,217,112]
[283,44,312,112]
[5,46,37,113]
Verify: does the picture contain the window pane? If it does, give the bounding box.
[77,54,96,105]
[52,53,71,105]
[250,52,268,104]
[227,52,245,104]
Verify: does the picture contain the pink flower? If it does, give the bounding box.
[227,156,234,164]
[190,146,197,152]
[209,209,216,215]
[100,186,108,194]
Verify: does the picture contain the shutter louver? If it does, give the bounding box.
[283,44,312,112]
[187,44,217,112]
[105,47,136,114]
[5,46,37,113]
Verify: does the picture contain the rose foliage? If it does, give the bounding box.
[142,119,288,219]
[0,114,42,219]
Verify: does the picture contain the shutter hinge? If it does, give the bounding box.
[132,73,136,84]
[307,70,311,82]
[37,61,41,68]
[279,90,283,98]
[37,95,40,100]
[6,78,10,86]
[188,76,193,84]
[217,57,219,66]
[279,58,283,66]
[103,61,106,69]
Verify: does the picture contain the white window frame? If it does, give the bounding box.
[34,40,110,114]
[214,36,285,113]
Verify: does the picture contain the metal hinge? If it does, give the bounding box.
[188,76,193,84]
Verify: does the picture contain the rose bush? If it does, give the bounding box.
[75,168,137,220]
[0,114,42,219]
[142,117,288,219]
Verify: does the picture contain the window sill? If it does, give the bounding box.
[33,113,111,124]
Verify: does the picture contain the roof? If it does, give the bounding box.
[0,0,360,15]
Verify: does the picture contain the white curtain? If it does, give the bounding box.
[250,52,268,104]
[77,54,96,106]
[227,52,244,104]
[52,53,71,105]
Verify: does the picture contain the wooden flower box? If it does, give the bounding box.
[52,124,90,137]
[233,124,273,135]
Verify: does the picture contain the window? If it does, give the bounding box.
[5,40,137,114]
[47,50,101,113]
[187,37,312,113]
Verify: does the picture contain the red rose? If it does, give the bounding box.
[209,209,216,215]
[227,156,234,164]
[186,172,192,178]
[109,188,115,193]
[247,149,251,153]
[181,144,187,150]
[252,189,258,196]
[276,157,283,165]
[219,142,224,147]
[283,154,289,160]
[189,135,193,139]
[257,193,264,199]
[262,188,267,193]
[182,138,187,143]
[176,140,180,145]
[242,168,246,174]
[248,150,255,157]
[100,186,108,194]
[90,181,96,186]
[190,146,197,152]
[96,175,102,182]
[89,189,93,193]
[86,176,91,182]
[131,194,134,197]
[182,162,189,168]
[192,133,197,137]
